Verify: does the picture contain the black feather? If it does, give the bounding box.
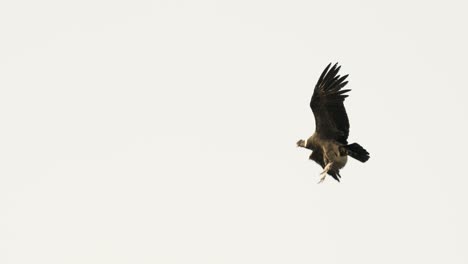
[346,143,370,163]
[310,62,351,144]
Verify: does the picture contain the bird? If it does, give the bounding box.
[297,63,369,183]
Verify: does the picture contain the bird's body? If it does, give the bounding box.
[307,133,347,171]
[300,133,348,181]
[297,63,369,183]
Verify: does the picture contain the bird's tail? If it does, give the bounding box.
[345,143,370,163]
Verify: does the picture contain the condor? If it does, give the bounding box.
[297,63,370,183]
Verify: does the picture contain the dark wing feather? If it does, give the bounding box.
[309,149,325,168]
[310,63,351,144]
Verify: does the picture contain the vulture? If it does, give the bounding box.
[297,63,369,183]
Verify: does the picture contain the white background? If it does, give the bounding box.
[1,0,467,263]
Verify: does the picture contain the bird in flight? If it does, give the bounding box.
[297,63,369,183]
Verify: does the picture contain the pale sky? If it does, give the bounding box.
[1,1,467,263]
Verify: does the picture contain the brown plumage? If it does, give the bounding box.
[297,63,369,183]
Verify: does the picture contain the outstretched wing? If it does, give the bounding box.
[310,63,350,144]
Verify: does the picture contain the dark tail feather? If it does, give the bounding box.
[346,143,370,163]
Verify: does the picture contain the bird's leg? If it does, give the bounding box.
[318,162,333,184]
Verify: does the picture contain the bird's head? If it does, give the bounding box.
[296,139,306,148]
